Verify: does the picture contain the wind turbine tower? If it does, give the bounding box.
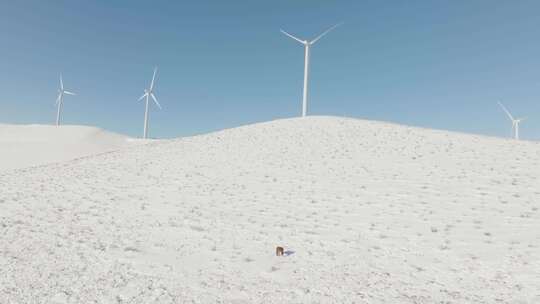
[138,67,161,139]
[281,23,342,117]
[55,74,76,126]
[498,102,526,140]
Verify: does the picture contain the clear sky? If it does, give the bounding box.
[1,1,540,140]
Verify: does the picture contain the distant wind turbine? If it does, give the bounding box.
[55,74,76,126]
[498,101,526,140]
[281,23,343,117]
[138,67,161,139]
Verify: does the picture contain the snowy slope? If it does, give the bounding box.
[1,116,539,303]
[0,124,140,172]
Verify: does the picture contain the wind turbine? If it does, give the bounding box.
[55,74,76,126]
[281,22,343,117]
[498,101,526,140]
[138,67,161,139]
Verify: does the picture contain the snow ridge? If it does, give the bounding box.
[1,116,539,303]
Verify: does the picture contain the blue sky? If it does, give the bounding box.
[1,1,540,140]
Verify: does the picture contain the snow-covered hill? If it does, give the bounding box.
[1,116,539,303]
[0,124,140,172]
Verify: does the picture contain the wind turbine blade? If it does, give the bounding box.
[280,29,305,44]
[150,93,161,109]
[138,92,147,101]
[55,93,61,105]
[519,117,527,122]
[150,67,158,90]
[64,91,76,96]
[498,102,514,121]
[310,22,343,45]
[60,74,64,91]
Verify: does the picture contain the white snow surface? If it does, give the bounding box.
[0,124,139,172]
[1,116,539,303]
